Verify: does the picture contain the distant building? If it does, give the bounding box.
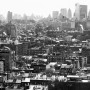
[0,15,5,21]
[7,11,12,23]
[13,14,22,20]
[75,3,87,21]
[88,10,90,20]
[60,8,67,18]
[71,21,75,29]
[23,14,28,20]
[4,22,17,38]
[52,11,59,19]
[47,14,52,20]
[75,3,80,20]
[0,46,15,72]
[68,8,72,19]
[30,14,35,20]
[80,5,87,20]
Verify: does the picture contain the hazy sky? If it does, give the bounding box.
[0,0,90,17]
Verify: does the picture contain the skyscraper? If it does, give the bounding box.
[7,11,12,23]
[68,8,72,19]
[80,5,87,20]
[75,3,87,21]
[75,3,80,20]
[60,8,67,18]
[88,10,90,20]
[52,11,59,19]
[5,22,16,38]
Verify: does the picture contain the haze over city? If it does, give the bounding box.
[1,0,90,90]
[0,0,90,18]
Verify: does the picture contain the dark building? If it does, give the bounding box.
[0,46,14,72]
[28,47,47,56]
[4,22,16,38]
[15,41,28,55]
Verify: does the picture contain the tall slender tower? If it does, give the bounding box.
[75,3,80,20]
[7,11,12,23]
[88,10,90,19]
[68,8,72,19]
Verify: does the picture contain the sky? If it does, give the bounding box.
[0,0,90,18]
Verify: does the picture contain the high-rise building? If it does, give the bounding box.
[68,8,72,19]
[87,10,90,20]
[75,3,80,20]
[80,5,87,20]
[7,11,12,22]
[52,11,59,19]
[4,22,17,38]
[0,46,14,72]
[60,8,67,18]
[75,3,87,21]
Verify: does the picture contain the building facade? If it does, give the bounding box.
[80,5,87,20]
[52,11,59,19]
[60,8,67,18]
[75,3,87,21]
[7,11,12,23]
[68,8,72,19]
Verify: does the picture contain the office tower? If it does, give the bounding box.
[88,10,90,20]
[60,8,67,18]
[5,22,16,38]
[80,5,87,20]
[68,8,72,19]
[7,11,12,22]
[75,3,80,20]
[75,3,87,21]
[52,11,59,19]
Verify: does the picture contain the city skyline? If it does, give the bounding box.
[0,0,90,18]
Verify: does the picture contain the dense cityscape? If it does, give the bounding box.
[0,2,90,90]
